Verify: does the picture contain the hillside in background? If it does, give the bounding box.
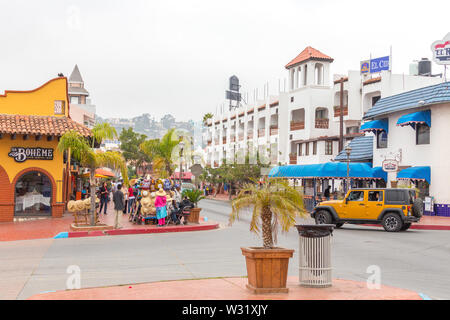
[96,113,196,140]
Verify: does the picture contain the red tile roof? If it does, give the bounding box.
[285,46,334,69]
[0,114,91,137]
[363,77,382,85]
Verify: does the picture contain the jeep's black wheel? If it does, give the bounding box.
[315,210,332,225]
[412,198,424,218]
[335,223,344,228]
[382,213,403,232]
[400,223,411,231]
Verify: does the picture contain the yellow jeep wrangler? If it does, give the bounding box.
[311,188,423,232]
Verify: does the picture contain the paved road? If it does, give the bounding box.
[1,199,449,300]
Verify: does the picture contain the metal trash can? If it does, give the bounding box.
[295,224,334,288]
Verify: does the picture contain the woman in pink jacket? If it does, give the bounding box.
[155,187,167,227]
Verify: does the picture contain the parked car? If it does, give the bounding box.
[311,188,423,232]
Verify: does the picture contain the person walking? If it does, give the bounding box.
[155,187,167,227]
[324,186,331,201]
[99,182,109,215]
[113,184,125,229]
[128,185,136,214]
[122,184,128,214]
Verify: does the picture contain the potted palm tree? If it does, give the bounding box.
[182,189,205,223]
[229,179,306,294]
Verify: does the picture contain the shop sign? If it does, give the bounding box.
[8,147,54,163]
[360,56,390,74]
[382,159,398,172]
[431,33,450,65]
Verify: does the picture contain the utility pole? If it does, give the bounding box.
[338,77,344,152]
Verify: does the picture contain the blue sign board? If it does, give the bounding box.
[370,56,390,73]
[360,56,390,74]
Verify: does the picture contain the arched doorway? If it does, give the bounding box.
[14,171,52,217]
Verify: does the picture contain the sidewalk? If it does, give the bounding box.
[0,203,219,242]
[27,276,422,300]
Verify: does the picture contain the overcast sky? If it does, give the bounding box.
[0,0,448,121]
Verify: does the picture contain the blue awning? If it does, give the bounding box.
[269,162,386,180]
[360,119,389,134]
[397,166,430,184]
[372,166,387,182]
[396,110,431,129]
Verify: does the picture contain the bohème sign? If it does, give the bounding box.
[382,159,398,172]
[8,147,54,163]
[431,33,450,65]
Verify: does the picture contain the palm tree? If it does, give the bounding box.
[58,123,128,226]
[229,179,306,249]
[140,128,184,179]
[202,113,213,126]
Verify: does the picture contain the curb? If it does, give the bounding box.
[54,223,220,239]
[362,224,450,231]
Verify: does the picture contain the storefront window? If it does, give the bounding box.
[14,171,52,216]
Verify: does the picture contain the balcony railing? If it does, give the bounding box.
[290,121,305,131]
[289,154,297,164]
[334,105,348,117]
[270,126,278,136]
[315,118,329,129]
[258,129,265,137]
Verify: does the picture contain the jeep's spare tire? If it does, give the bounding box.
[412,198,424,218]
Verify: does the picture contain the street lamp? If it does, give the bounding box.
[345,145,352,194]
[179,141,185,187]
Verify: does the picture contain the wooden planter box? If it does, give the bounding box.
[241,247,294,294]
[188,207,201,224]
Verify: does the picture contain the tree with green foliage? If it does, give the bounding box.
[140,128,184,179]
[58,123,128,226]
[119,127,151,176]
[202,113,213,126]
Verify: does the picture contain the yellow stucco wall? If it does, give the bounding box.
[0,77,69,117]
[0,77,70,203]
[0,135,64,202]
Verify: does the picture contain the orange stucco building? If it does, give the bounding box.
[0,77,91,222]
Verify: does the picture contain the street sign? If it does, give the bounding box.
[431,33,450,65]
[382,159,398,172]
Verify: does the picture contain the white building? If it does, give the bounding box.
[361,81,450,215]
[68,65,97,128]
[204,46,442,172]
